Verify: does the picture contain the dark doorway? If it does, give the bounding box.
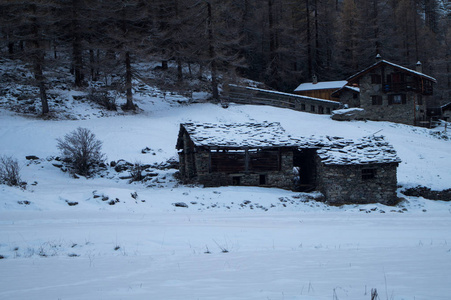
[293,148,317,192]
[259,174,267,185]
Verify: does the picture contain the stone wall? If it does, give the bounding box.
[339,89,360,108]
[359,65,430,126]
[316,161,398,205]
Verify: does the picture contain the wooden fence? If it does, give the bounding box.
[226,84,341,115]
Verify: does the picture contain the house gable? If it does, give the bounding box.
[345,59,436,126]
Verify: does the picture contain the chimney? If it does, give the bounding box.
[312,74,318,84]
[375,54,382,62]
[416,61,423,73]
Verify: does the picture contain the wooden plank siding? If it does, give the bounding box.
[294,89,340,101]
[227,85,341,114]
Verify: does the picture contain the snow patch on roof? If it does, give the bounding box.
[294,81,348,92]
[347,60,437,83]
[317,136,401,165]
[180,122,298,148]
[180,122,400,166]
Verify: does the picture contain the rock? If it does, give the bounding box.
[26,155,39,160]
[114,160,132,172]
[141,147,152,154]
[172,202,188,208]
[331,108,366,121]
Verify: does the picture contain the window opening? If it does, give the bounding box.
[259,174,266,185]
[362,168,376,180]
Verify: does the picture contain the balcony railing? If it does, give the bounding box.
[382,82,433,95]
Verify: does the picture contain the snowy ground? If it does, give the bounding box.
[1,93,451,300]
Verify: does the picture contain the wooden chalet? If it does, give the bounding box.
[176,122,400,205]
[345,58,437,126]
[293,76,347,101]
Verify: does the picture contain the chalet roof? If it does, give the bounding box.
[441,102,451,111]
[177,122,401,165]
[347,60,437,84]
[235,85,341,105]
[177,122,299,149]
[331,85,360,98]
[294,80,348,92]
[316,136,401,166]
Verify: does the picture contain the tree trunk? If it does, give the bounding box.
[177,57,183,82]
[72,0,84,87]
[124,51,135,110]
[305,0,313,78]
[31,4,49,115]
[34,56,49,115]
[207,2,219,100]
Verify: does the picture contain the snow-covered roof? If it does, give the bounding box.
[178,122,299,149]
[178,122,401,166]
[331,85,360,97]
[347,60,437,83]
[317,136,401,166]
[231,85,341,105]
[294,81,348,92]
[441,102,451,110]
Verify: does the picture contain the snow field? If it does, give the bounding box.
[1,96,451,299]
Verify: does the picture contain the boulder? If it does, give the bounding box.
[331,108,366,121]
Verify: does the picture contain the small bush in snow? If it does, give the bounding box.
[0,155,22,187]
[129,162,144,182]
[88,89,117,111]
[56,127,105,176]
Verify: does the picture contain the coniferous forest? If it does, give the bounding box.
[0,0,450,114]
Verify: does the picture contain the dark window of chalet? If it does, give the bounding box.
[326,107,331,114]
[388,72,405,83]
[371,74,381,84]
[417,95,423,105]
[259,174,266,185]
[371,95,382,105]
[311,105,315,112]
[388,94,406,105]
[232,176,241,185]
[318,106,324,114]
[362,168,376,180]
[249,150,279,172]
[211,151,245,173]
[301,103,306,111]
[353,93,358,99]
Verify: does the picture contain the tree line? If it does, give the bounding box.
[0,0,449,115]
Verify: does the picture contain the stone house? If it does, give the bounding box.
[176,122,401,205]
[345,58,437,126]
[330,85,360,108]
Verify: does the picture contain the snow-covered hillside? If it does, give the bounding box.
[1,95,450,300]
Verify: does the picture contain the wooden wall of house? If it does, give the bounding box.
[228,85,340,115]
[294,89,340,101]
[190,148,295,189]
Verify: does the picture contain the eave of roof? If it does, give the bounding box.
[294,80,348,92]
[347,60,437,84]
[331,85,360,97]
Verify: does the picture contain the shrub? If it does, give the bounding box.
[88,89,117,111]
[56,127,105,176]
[129,162,144,182]
[0,155,22,187]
